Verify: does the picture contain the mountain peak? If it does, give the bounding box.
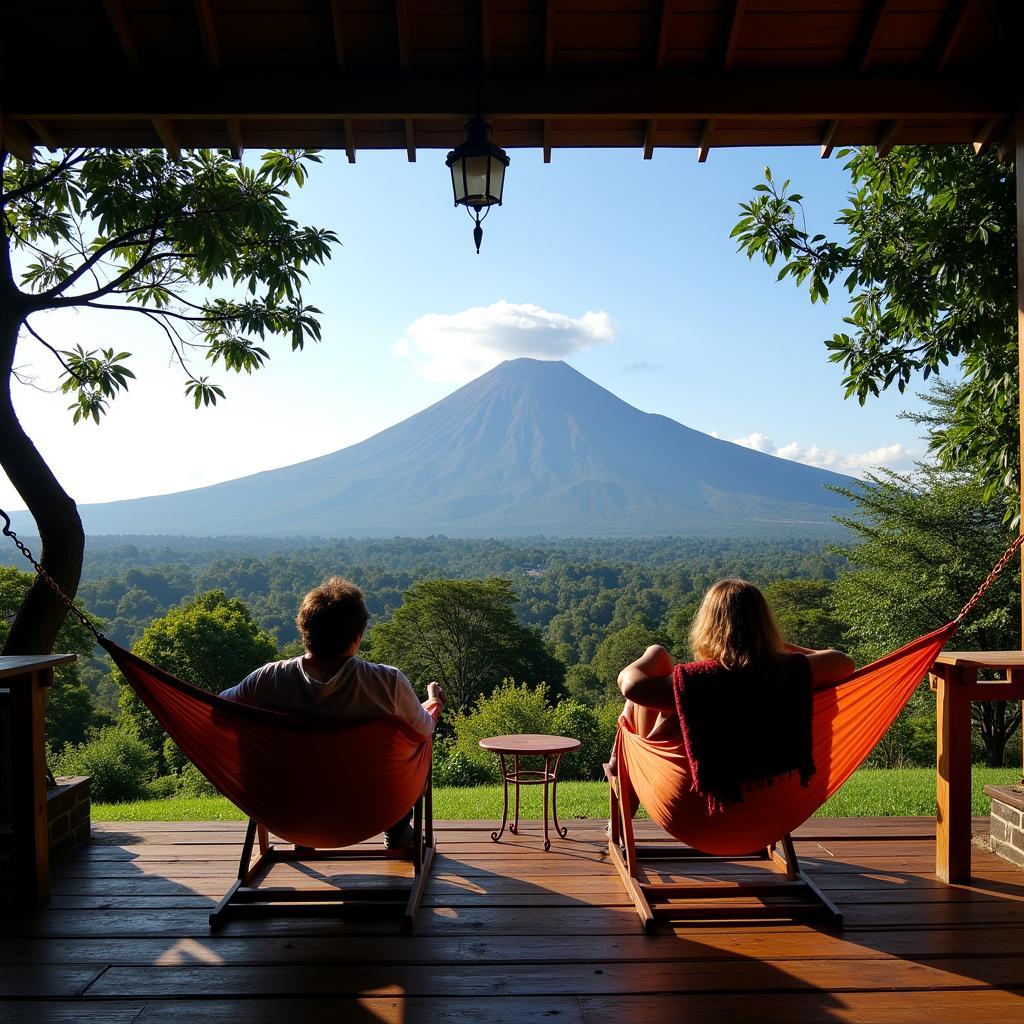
[56,360,854,538]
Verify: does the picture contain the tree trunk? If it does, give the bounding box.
[0,306,85,655]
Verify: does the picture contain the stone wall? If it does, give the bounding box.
[47,775,90,860]
[985,784,1024,869]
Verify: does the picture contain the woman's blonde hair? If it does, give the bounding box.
[689,578,786,670]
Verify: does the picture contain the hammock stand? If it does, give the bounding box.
[605,757,842,933]
[209,779,435,932]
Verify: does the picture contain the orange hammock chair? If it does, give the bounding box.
[614,622,954,857]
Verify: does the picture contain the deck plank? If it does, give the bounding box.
[2,817,1023,1022]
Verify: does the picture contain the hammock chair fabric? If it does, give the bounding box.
[614,622,955,856]
[102,639,435,849]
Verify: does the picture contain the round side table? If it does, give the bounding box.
[478,734,581,851]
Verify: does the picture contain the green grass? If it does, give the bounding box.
[93,767,1023,822]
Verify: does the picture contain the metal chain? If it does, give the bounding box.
[952,532,1024,627]
[0,509,104,642]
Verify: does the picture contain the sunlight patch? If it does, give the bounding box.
[395,300,614,382]
[155,938,225,965]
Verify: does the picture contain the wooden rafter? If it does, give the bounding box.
[972,116,1001,156]
[654,0,673,73]
[330,0,347,70]
[9,75,1001,122]
[932,0,976,72]
[152,118,182,160]
[851,0,894,73]
[396,0,412,73]
[405,119,416,162]
[545,0,557,72]
[194,0,220,71]
[875,118,903,158]
[27,119,58,152]
[819,119,839,159]
[344,119,356,164]
[722,0,747,72]
[543,119,551,163]
[227,118,243,160]
[0,113,34,161]
[697,120,712,162]
[643,119,657,159]
[480,0,492,72]
[100,0,140,69]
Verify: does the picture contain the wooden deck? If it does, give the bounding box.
[2,817,1024,1022]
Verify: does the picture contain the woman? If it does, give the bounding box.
[613,578,854,766]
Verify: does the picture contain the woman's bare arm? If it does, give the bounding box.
[785,643,855,687]
[617,644,676,712]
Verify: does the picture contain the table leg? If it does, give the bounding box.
[490,753,509,843]
[510,754,520,835]
[935,667,973,883]
[550,753,568,840]
[542,754,551,851]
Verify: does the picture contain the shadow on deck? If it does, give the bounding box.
[2,817,1023,1022]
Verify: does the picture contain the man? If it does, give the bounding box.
[220,576,445,848]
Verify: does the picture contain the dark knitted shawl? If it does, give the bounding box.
[672,654,816,812]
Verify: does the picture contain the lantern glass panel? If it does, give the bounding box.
[488,157,506,203]
[451,162,467,203]
[463,155,491,203]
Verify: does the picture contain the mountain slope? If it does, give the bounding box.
[38,359,857,537]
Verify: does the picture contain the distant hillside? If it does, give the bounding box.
[15,358,857,538]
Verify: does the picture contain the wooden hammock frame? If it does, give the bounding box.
[605,763,842,933]
[209,772,435,932]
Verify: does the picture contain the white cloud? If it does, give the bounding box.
[395,301,615,382]
[729,433,915,477]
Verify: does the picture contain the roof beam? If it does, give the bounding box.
[0,112,35,161]
[194,0,220,71]
[396,0,412,73]
[875,118,903,158]
[152,118,182,160]
[931,0,976,72]
[100,0,140,69]
[972,116,1001,156]
[722,0,747,72]
[330,0,347,70]
[226,118,243,160]
[697,119,712,161]
[643,119,656,159]
[654,1,673,73]
[851,0,894,73]
[7,75,1007,122]
[343,119,356,163]
[405,119,416,161]
[545,1,556,72]
[27,119,58,152]
[481,0,492,72]
[543,119,551,163]
[819,119,839,158]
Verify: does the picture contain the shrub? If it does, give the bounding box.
[551,698,601,780]
[433,750,495,787]
[146,775,179,799]
[175,762,220,798]
[452,679,554,773]
[53,726,156,803]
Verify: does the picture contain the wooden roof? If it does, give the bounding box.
[1,1,1017,162]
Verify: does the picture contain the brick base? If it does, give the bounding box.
[985,784,1024,870]
[47,775,90,860]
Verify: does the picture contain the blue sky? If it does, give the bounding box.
[1,144,935,511]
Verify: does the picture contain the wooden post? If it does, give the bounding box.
[2,654,76,907]
[933,664,973,883]
[1017,105,1024,780]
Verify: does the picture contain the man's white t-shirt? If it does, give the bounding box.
[219,656,436,737]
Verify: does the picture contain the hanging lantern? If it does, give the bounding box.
[445,117,510,254]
